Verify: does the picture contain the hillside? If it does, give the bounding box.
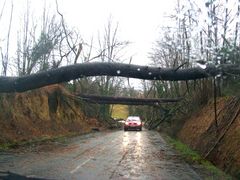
[178,97,240,178]
[0,85,103,145]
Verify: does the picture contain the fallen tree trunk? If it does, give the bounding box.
[0,62,239,93]
[82,100,163,106]
[78,94,182,105]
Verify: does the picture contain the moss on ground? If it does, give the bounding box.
[165,135,232,180]
[0,132,91,151]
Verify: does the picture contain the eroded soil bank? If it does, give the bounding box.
[177,97,240,178]
[0,85,103,146]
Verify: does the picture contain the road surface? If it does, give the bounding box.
[0,130,221,180]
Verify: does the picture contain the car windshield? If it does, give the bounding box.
[126,116,141,122]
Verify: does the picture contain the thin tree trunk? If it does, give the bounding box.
[213,77,218,135]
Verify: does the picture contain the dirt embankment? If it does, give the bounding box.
[178,96,240,178]
[0,85,102,144]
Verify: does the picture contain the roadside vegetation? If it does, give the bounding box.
[0,130,100,152]
[0,135,67,151]
[164,135,232,180]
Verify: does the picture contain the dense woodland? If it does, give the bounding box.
[0,0,240,128]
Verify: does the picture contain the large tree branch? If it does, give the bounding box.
[78,94,182,105]
[0,62,239,93]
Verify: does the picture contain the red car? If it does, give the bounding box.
[124,116,142,131]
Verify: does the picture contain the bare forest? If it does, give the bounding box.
[1,0,240,178]
[0,0,239,126]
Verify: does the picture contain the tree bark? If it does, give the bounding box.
[78,94,182,105]
[0,62,239,93]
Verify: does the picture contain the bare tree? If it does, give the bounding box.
[0,0,6,22]
[148,0,240,131]
[16,0,32,76]
[0,1,13,76]
[15,1,83,76]
[94,18,129,119]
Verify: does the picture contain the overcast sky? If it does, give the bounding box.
[0,0,177,66]
[57,0,176,65]
[1,0,237,67]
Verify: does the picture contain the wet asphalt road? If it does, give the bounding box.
[0,130,209,180]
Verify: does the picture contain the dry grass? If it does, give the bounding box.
[111,105,129,119]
